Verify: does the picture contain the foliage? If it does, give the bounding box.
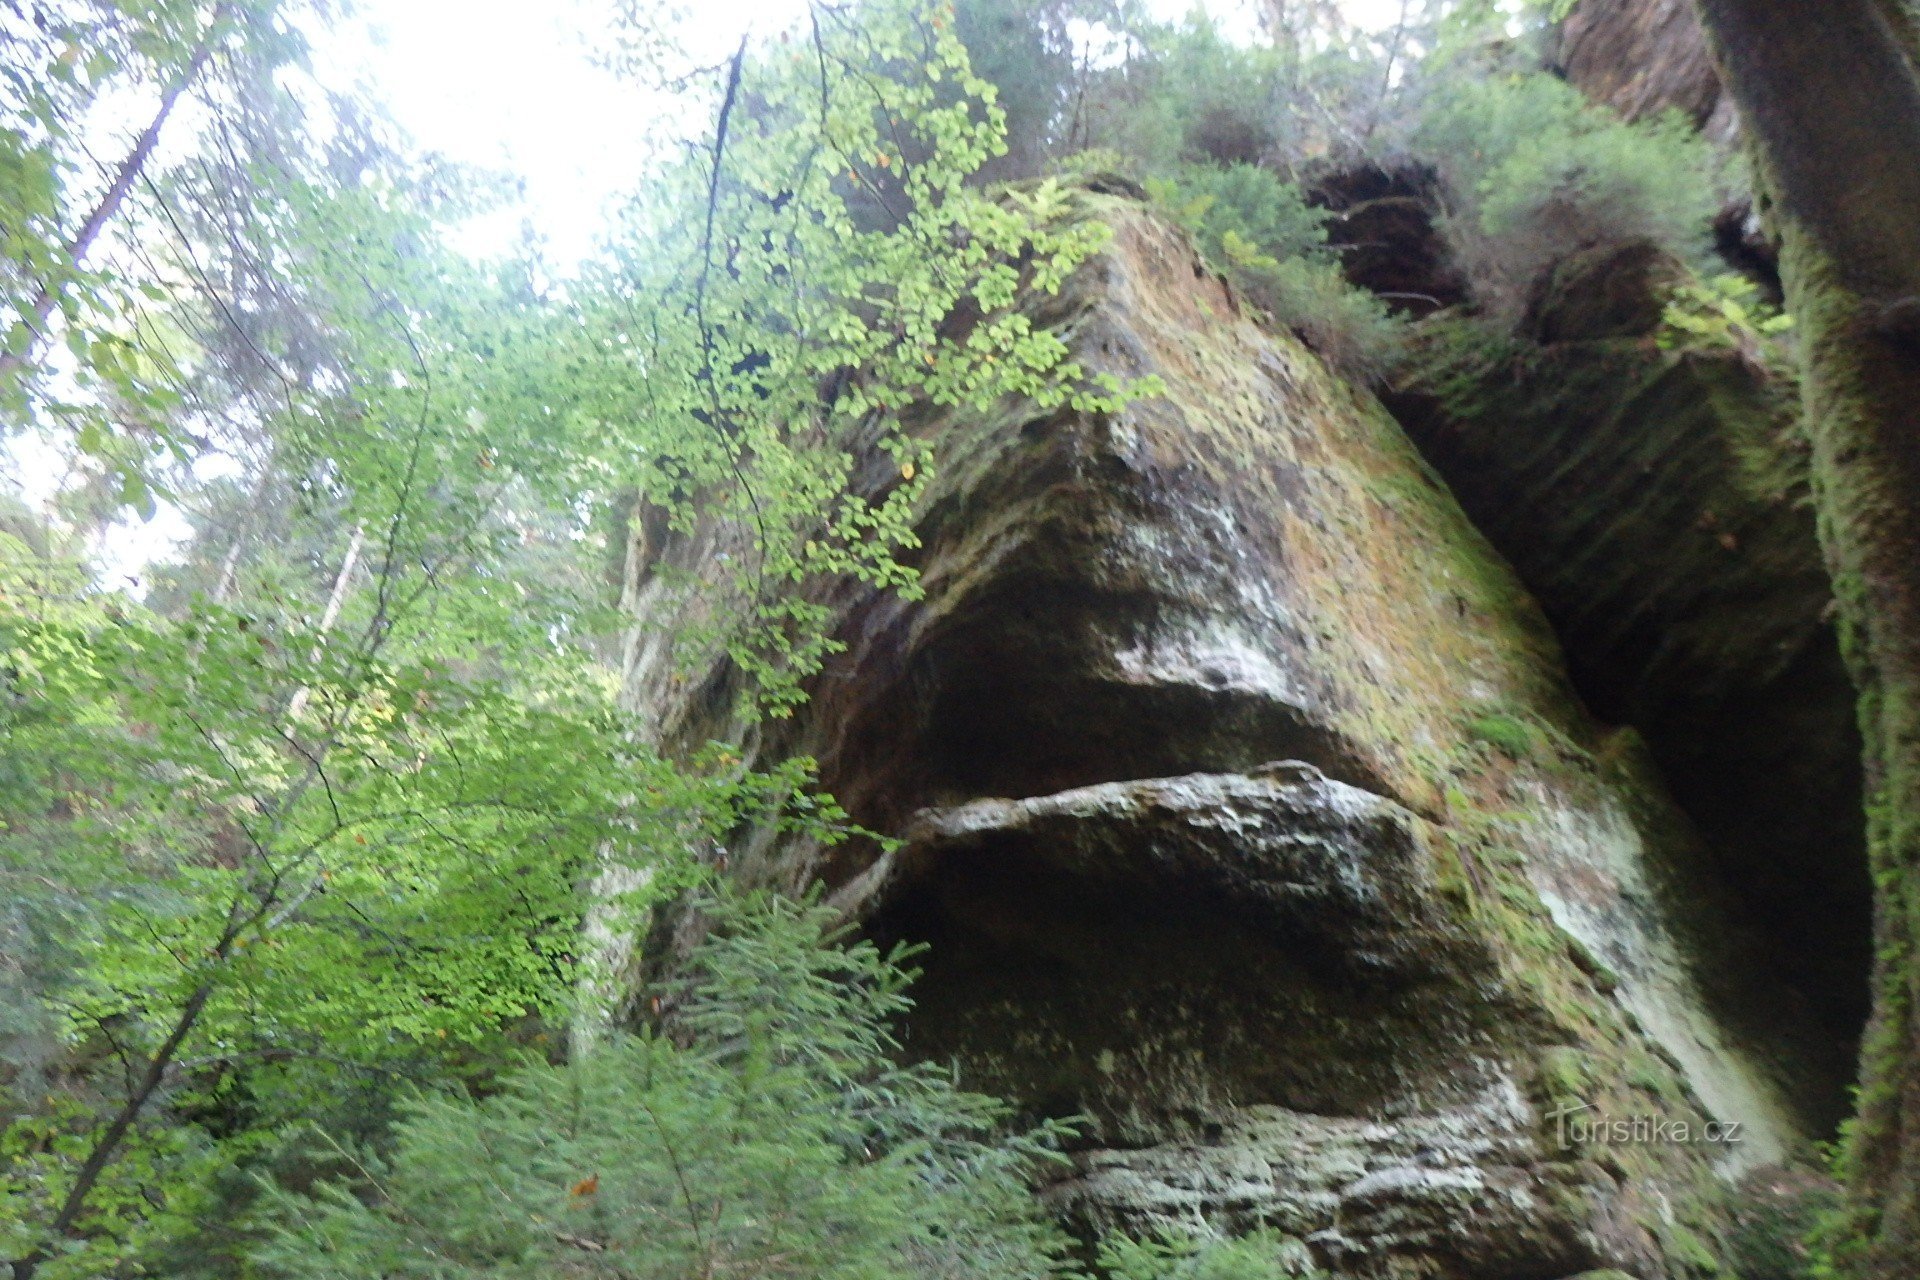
[1658,271,1797,376]
[1728,1168,1839,1280]
[951,5,1424,377]
[1240,254,1406,385]
[952,0,1104,180]
[1148,164,1329,264]
[947,2,1734,338]
[0,1,1807,1276]
[0,90,685,1268]
[1064,9,1396,176]
[1147,163,1403,383]
[0,515,873,1273]
[0,0,324,492]
[1084,17,1293,171]
[0,0,1153,1268]
[566,1,1135,717]
[252,889,1074,1280]
[0,532,612,1274]
[1405,72,1720,312]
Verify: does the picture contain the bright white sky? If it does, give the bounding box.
[311,0,1409,267]
[305,0,683,268]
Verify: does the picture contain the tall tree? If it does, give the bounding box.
[1688,2,1920,1274]
[1,0,327,510]
[0,3,232,386]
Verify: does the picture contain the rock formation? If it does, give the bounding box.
[1387,252,1871,1066]
[1556,0,1785,301]
[621,191,1851,1278]
[1557,0,1736,142]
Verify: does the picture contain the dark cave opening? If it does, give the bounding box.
[864,843,1514,1143]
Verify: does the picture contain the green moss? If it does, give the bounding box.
[1534,1046,1598,1110]
[1729,1172,1839,1280]
[1397,309,1826,711]
[1627,1060,1670,1096]
[1062,195,1747,1267]
[1466,712,1540,759]
[1663,1222,1730,1277]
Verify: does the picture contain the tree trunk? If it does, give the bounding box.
[0,6,229,383]
[7,982,215,1280]
[285,523,364,722]
[1692,1,1920,1274]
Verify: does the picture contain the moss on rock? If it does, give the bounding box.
[1388,302,1871,1063]
[622,187,1847,1280]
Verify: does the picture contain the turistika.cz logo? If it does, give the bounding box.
[1545,1100,1745,1151]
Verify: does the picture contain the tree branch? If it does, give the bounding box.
[0,3,232,383]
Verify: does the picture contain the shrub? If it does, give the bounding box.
[1152,163,1329,262]
[1071,13,1385,175]
[1728,1165,1839,1280]
[1404,72,1720,314]
[252,890,1074,1280]
[1099,1228,1323,1279]
[1657,270,1797,378]
[1079,18,1286,171]
[1149,163,1405,384]
[1240,255,1407,386]
[952,0,1087,180]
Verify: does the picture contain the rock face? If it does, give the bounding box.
[1556,0,1782,298]
[1387,270,1871,1062]
[1308,165,1467,319]
[622,195,1843,1277]
[1557,0,1737,142]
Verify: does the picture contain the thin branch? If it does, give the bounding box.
[689,36,773,594]
[0,3,232,384]
[285,523,364,721]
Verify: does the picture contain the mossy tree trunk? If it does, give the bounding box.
[1692,1,1920,1274]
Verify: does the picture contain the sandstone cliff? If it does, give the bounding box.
[1558,0,1736,142]
[619,190,1848,1278]
[1386,248,1869,1072]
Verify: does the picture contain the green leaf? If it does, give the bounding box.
[116,470,156,521]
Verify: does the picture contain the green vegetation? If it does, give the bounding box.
[1407,71,1720,310]
[1658,272,1798,376]
[0,0,1861,1273]
[1147,164,1404,382]
[0,0,1127,1270]
[930,1,1741,377]
[1465,711,1542,760]
[254,891,1076,1279]
[1100,1229,1322,1279]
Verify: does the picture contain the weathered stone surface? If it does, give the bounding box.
[1308,165,1467,319]
[1558,0,1738,143]
[1522,241,1684,343]
[1556,0,1785,296]
[834,767,1498,1136]
[1388,314,1871,1067]
[1057,1090,1601,1276]
[622,194,1841,1277]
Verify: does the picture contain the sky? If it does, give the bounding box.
[312,0,1412,267]
[305,0,675,268]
